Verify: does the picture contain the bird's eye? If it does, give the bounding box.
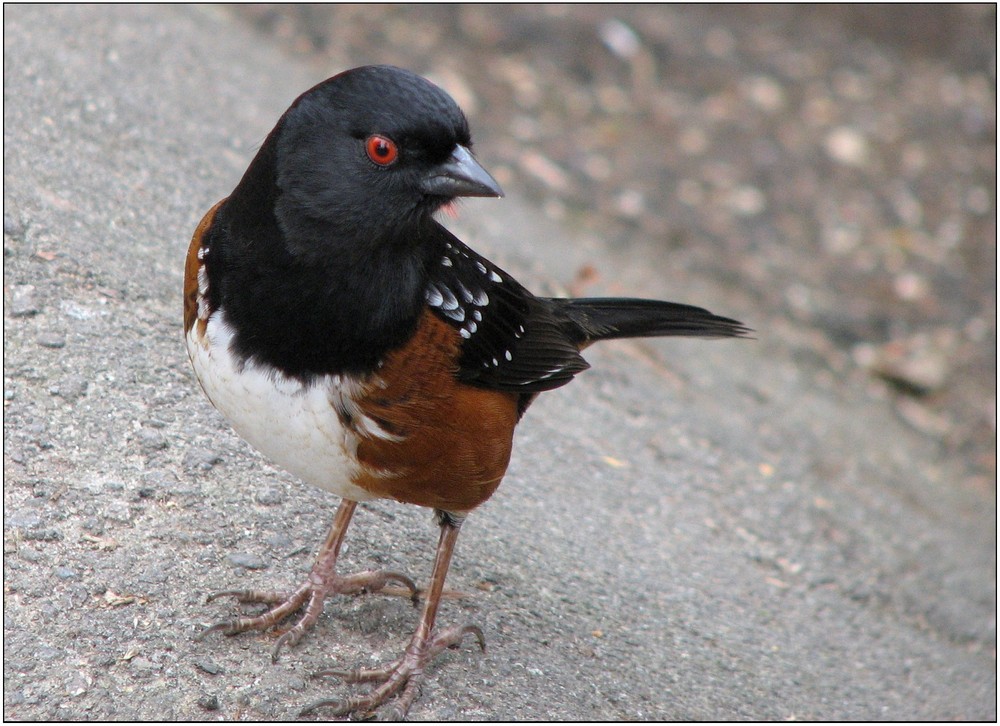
[365,135,399,166]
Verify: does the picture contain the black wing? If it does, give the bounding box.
[425,231,589,393]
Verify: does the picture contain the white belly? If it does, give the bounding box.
[185,312,377,502]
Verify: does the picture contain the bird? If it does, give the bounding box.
[184,64,749,719]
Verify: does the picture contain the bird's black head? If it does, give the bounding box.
[266,65,502,257]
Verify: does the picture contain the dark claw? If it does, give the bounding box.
[194,620,238,641]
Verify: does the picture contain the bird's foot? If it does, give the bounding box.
[198,569,419,660]
[299,624,485,720]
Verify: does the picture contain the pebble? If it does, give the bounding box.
[36,332,66,349]
[727,185,767,217]
[23,528,62,542]
[136,429,167,453]
[9,285,40,317]
[227,552,267,570]
[4,213,25,238]
[19,547,45,563]
[255,486,284,506]
[519,151,571,193]
[7,511,43,529]
[857,336,951,395]
[54,566,78,580]
[615,189,646,219]
[141,469,178,493]
[264,532,294,549]
[64,671,90,697]
[183,447,222,473]
[743,75,786,113]
[103,501,132,523]
[824,126,869,167]
[599,18,641,60]
[139,566,169,584]
[194,659,223,675]
[129,656,159,673]
[50,374,88,402]
[197,695,220,711]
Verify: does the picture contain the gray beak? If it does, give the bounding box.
[421,145,504,199]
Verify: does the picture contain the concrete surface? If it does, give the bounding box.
[3,5,995,721]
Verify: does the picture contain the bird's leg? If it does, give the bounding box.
[198,498,418,660]
[300,511,485,720]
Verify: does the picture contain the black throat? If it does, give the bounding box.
[205,139,437,382]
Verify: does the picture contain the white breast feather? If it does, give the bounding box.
[185,311,379,501]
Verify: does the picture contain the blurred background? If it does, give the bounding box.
[228,4,996,486]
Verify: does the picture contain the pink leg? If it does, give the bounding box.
[300,511,485,719]
[198,499,418,660]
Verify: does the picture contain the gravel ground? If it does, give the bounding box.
[4,5,995,721]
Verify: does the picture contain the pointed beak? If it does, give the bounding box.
[421,145,504,199]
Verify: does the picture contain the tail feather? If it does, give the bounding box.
[556,297,751,344]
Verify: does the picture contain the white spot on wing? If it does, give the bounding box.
[439,285,460,310]
[426,283,444,307]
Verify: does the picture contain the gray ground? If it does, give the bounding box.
[3,5,995,721]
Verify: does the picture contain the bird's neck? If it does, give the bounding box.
[211,195,437,382]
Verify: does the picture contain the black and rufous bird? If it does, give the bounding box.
[184,64,749,718]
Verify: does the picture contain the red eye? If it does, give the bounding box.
[365,134,399,166]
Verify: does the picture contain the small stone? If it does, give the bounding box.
[54,566,79,580]
[519,151,571,193]
[129,656,158,673]
[255,486,284,506]
[227,552,267,570]
[50,374,88,402]
[142,470,178,490]
[865,336,951,395]
[136,429,167,453]
[4,213,25,238]
[19,547,45,563]
[36,332,66,349]
[81,517,105,535]
[139,566,169,584]
[103,501,132,523]
[599,18,641,60]
[24,528,62,542]
[615,189,646,219]
[824,127,869,167]
[265,532,294,550]
[6,511,42,529]
[183,447,222,473]
[64,671,90,697]
[9,285,40,317]
[194,658,224,675]
[727,185,767,217]
[743,75,785,113]
[198,695,220,711]
[893,272,927,302]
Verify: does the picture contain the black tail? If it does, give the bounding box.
[556,297,751,344]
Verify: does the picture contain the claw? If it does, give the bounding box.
[194,620,239,641]
[205,588,291,605]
